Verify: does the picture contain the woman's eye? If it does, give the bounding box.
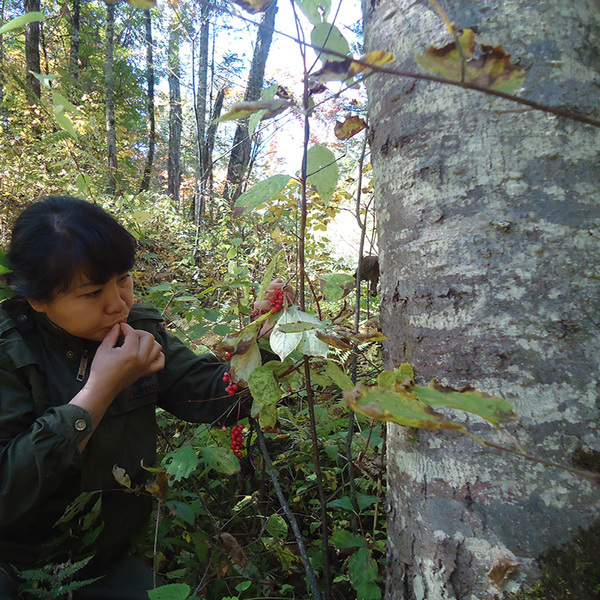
[85,290,102,299]
[119,273,131,284]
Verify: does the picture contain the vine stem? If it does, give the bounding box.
[250,417,323,600]
[484,441,600,482]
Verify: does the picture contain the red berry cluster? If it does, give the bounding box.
[226,352,234,360]
[267,288,285,313]
[222,371,238,396]
[229,423,244,458]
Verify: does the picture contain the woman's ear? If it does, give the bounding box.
[26,298,48,313]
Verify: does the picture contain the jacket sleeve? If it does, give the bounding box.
[0,340,93,534]
[152,321,242,425]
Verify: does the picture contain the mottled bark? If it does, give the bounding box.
[167,21,182,209]
[105,1,117,195]
[139,9,155,194]
[224,0,278,204]
[364,1,600,598]
[24,0,41,100]
[69,0,80,83]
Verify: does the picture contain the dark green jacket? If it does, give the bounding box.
[0,297,235,570]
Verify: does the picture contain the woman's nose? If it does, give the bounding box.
[105,280,127,314]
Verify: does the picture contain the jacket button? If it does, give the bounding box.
[66,351,75,359]
[74,419,87,431]
[17,315,27,324]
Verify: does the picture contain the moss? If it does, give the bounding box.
[507,520,600,600]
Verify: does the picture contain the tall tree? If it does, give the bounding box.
[224,0,277,204]
[138,8,155,193]
[24,0,41,100]
[364,1,600,598]
[193,0,210,221]
[69,0,80,83]
[104,0,117,194]
[167,15,182,209]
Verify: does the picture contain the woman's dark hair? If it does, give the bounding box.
[7,196,136,301]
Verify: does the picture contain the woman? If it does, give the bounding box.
[0,197,246,598]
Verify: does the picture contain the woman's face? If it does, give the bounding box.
[28,271,134,341]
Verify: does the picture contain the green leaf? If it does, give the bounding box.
[234,174,291,212]
[349,549,381,600]
[331,528,366,549]
[344,383,466,431]
[306,144,338,205]
[199,445,241,475]
[269,310,303,361]
[270,307,329,360]
[30,72,58,88]
[413,381,517,426]
[377,363,414,389]
[231,340,262,383]
[311,23,349,62]
[295,0,330,25]
[322,273,354,301]
[266,513,288,539]
[52,91,82,115]
[165,446,199,482]
[249,83,278,137]
[326,361,355,392]
[249,366,281,429]
[0,12,43,34]
[327,496,354,510]
[167,501,196,525]
[53,108,79,140]
[0,250,11,274]
[75,173,91,197]
[147,583,191,600]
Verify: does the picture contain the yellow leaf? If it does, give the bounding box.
[334,115,367,140]
[348,50,395,77]
[230,0,274,14]
[415,28,525,92]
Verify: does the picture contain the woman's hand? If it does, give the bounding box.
[89,323,165,396]
[70,324,165,449]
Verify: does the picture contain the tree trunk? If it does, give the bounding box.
[105,1,117,194]
[0,0,6,127]
[69,0,80,83]
[167,19,182,209]
[138,8,155,194]
[363,1,600,598]
[193,0,210,222]
[224,0,277,205]
[24,0,41,101]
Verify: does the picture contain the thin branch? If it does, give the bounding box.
[251,417,323,600]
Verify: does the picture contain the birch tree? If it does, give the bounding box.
[105,0,117,194]
[139,8,155,193]
[167,14,182,209]
[363,0,600,598]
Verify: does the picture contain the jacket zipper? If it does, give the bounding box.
[76,349,90,382]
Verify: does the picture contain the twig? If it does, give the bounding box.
[250,417,323,600]
[484,441,600,482]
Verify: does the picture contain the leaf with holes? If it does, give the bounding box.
[415,28,525,92]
